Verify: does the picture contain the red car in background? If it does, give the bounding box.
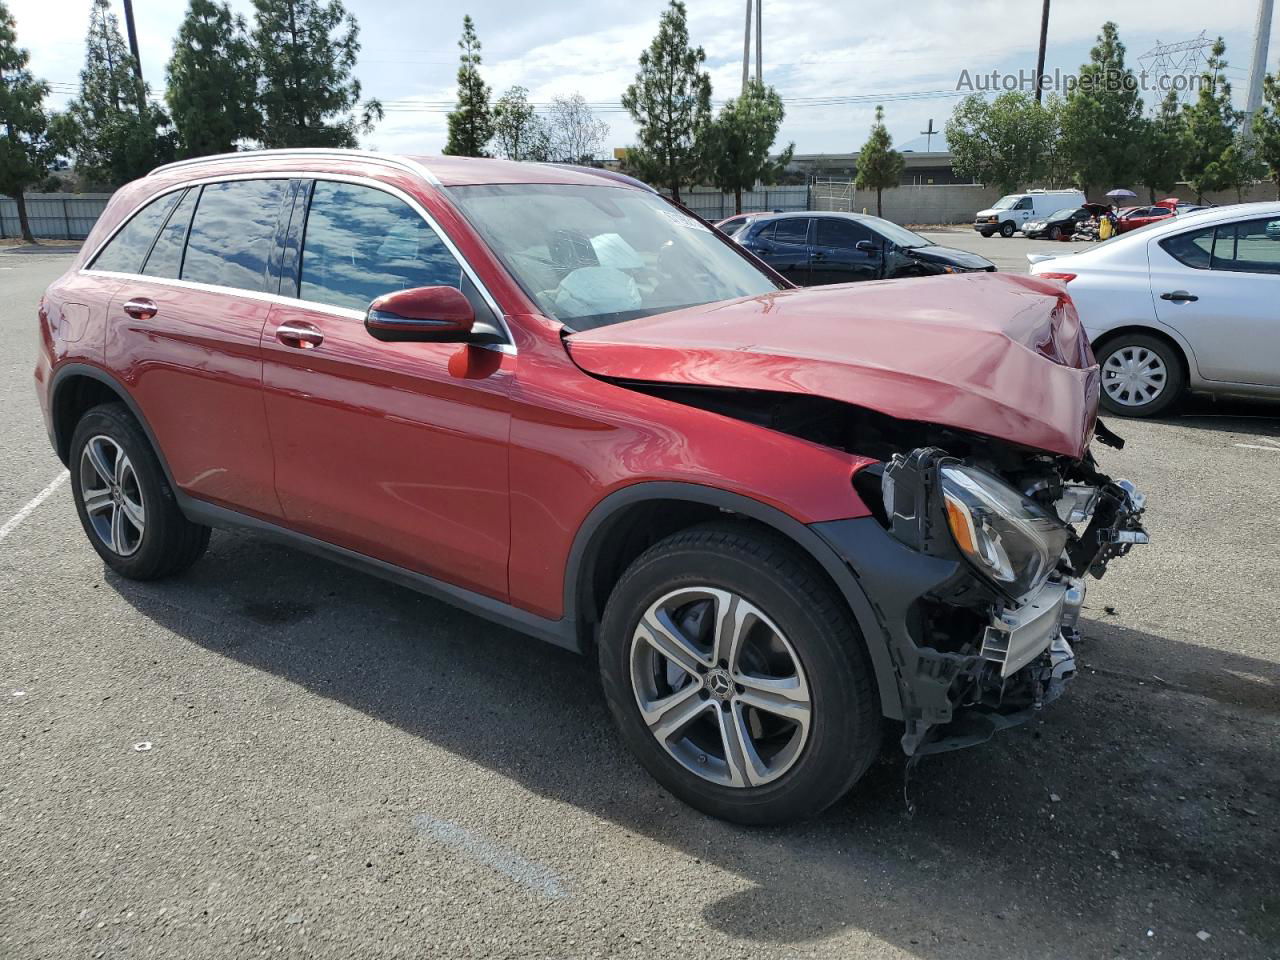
[34,149,1148,824]
[1115,199,1180,233]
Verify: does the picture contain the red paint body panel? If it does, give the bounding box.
[503,314,874,619]
[261,304,513,598]
[567,273,1100,460]
[105,280,281,517]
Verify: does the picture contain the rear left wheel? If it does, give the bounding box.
[598,523,880,825]
[70,403,211,579]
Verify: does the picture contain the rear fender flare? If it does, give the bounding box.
[49,363,179,490]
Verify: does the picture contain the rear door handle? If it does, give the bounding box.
[122,297,158,320]
[275,321,324,349]
[1160,290,1198,302]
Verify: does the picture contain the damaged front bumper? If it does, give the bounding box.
[813,444,1147,757]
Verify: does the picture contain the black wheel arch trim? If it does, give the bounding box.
[564,481,906,720]
[48,363,181,490]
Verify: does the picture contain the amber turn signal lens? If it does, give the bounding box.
[944,493,978,555]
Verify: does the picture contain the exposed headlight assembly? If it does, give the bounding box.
[940,464,1070,598]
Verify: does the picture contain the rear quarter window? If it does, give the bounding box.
[90,192,181,274]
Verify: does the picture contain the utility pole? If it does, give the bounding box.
[1246,0,1275,122]
[741,0,763,93]
[1035,0,1050,103]
[120,0,147,113]
[755,0,763,87]
[920,119,936,151]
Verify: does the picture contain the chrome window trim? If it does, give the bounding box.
[82,169,513,349]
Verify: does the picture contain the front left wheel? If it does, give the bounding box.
[598,523,880,825]
[70,403,211,580]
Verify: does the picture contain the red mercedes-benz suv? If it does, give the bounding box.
[34,150,1147,824]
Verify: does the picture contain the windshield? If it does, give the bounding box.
[1049,208,1079,219]
[992,195,1021,210]
[447,183,782,331]
[872,220,931,249]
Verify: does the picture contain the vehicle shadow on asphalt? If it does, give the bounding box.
[106,533,1280,958]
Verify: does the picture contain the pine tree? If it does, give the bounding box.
[443,16,492,157]
[1139,91,1186,201]
[1253,73,1280,200]
[621,0,711,200]
[166,0,259,158]
[252,0,381,148]
[854,105,905,217]
[59,0,175,185]
[701,80,791,214]
[491,86,548,161]
[1182,38,1246,202]
[1058,22,1144,194]
[0,0,54,242]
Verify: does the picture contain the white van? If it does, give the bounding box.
[974,189,1087,238]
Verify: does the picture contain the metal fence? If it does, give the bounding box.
[0,193,112,240]
[660,185,810,221]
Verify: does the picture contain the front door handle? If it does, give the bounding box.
[122,297,158,320]
[1160,290,1198,302]
[275,321,324,349]
[811,251,826,262]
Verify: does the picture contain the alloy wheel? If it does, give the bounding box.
[629,587,811,788]
[1102,345,1168,408]
[78,435,145,557]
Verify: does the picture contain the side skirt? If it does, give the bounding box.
[177,494,581,654]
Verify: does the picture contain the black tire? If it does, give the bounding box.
[1047,225,1062,241]
[999,221,1016,238]
[1095,333,1185,418]
[978,229,995,238]
[598,522,881,825]
[69,403,210,579]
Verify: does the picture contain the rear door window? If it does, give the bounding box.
[181,180,289,292]
[90,192,181,274]
[142,188,197,279]
[299,180,463,312]
[772,218,811,246]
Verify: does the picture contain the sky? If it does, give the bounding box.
[7,0,1277,156]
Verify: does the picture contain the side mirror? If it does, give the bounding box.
[855,240,878,253]
[365,286,477,343]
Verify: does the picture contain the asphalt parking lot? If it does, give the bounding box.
[2,241,1278,960]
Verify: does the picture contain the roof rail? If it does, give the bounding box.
[147,149,440,186]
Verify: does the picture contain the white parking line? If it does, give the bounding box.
[1234,443,1280,452]
[412,814,568,899]
[0,472,69,545]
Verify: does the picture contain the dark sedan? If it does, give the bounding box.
[1022,204,1108,240]
[732,212,996,285]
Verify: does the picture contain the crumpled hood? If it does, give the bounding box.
[565,273,1100,459]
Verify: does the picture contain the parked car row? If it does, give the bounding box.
[715,211,996,284]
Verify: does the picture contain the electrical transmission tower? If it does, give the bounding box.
[1138,32,1214,106]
